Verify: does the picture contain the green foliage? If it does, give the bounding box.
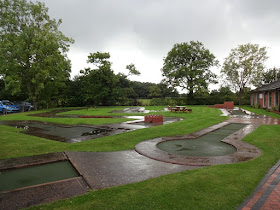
[210,86,235,104]
[0,0,74,110]
[130,81,154,98]
[148,97,185,106]
[162,41,219,99]
[221,43,268,105]
[76,52,141,106]
[138,99,151,106]
[79,52,119,106]
[148,86,161,98]
[261,67,280,85]
[271,105,278,111]
[131,81,178,99]
[138,86,249,106]
[254,104,261,109]
[126,63,140,76]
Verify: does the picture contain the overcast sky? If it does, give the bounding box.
[37,0,280,88]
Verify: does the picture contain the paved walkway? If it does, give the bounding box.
[65,150,200,190]
[239,160,280,210]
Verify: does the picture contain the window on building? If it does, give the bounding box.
[252,94,254,105]
[263,92,266,107]
[257,93,259,104]
[276,91,279,106]
[268,92,272,108]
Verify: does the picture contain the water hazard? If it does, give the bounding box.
[157,123,247,156]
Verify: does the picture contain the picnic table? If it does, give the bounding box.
[168,105,192,113]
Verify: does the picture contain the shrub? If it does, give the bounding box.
[271,105,278,111]
[254,104,260,109]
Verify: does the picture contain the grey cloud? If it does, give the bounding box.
[31,0,280,81]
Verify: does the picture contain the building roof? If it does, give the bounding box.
[251,80,280,92]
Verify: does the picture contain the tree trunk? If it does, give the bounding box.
[238,88,244,106]
[32,95,39,111]
[188,89,194,104]
[33,100,38,111]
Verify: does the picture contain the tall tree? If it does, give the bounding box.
[221,43,268,105]
[0,0,73,110]
[161,41,218,100]
[79,52,119,106]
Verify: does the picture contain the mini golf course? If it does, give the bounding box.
[1,106,279,209]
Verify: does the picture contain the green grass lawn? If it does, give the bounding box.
[1,106,280,209]
[240,105,280,118]
[0,106,225,159]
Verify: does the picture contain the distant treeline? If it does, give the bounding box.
[0,77,250,108]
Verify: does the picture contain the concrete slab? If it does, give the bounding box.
[0,177,88,210]
[66,150,200,190]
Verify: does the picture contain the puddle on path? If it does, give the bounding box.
[157,123,247,156]
[220,107,262,119]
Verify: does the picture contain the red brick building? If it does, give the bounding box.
[250,80,280,111]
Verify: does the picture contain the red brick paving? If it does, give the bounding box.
[242,166,280,210]
[261,182,280,210]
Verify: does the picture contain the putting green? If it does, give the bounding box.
[157,123,246,156]
[0,161,79,192]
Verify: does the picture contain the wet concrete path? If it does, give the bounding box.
[66,150,199,190]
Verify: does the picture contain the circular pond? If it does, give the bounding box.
[157,123,246,156]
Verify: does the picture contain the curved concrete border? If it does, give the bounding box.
[135,122,262,166]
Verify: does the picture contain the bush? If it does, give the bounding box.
[271,105,278,111]
[254,104,260,109]
[138,99,151,106]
